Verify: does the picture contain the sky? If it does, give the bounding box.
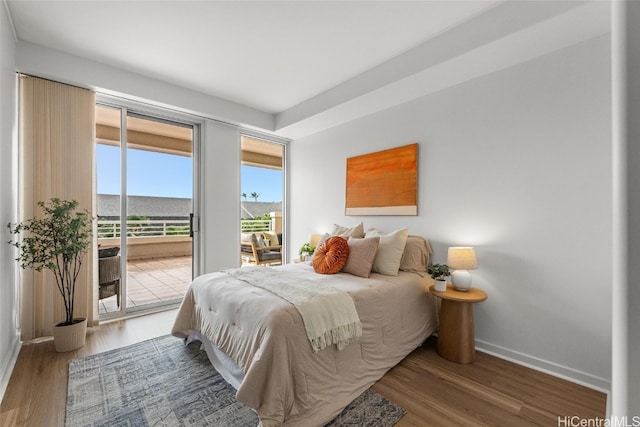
[97,145,283,202]
[240,165,283,202]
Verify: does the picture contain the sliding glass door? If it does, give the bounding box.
[240,135,285,264]
[96,103,198,319]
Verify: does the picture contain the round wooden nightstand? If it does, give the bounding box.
[429,284,487,364]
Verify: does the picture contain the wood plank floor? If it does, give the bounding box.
[0,310,607,426]
[373,337,607,426]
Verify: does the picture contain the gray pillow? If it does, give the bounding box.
[342,237,380,278]
[399,236,432,272]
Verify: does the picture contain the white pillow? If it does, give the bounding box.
[365,227,409,276]
[331,222,365,239]
[263,231,279,247]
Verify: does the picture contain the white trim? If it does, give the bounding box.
[610,0,629,417]
[191,123,201,278]
[476,339,611,393]
[119,106,129,315]
[240,128,291,146]
[97,94,204,128]
[95,100,199,321]
[0,336,21,403]
[238,131,289,261]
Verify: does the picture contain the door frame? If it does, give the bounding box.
[239,130,289,262]
[96,94,202,320]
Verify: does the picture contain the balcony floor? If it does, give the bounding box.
[99,256,192,316]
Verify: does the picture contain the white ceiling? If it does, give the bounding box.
[7,1,499,114]
[5,1,610,139]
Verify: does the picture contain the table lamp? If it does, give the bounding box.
[447,247,478,291]
[308,234,323,249]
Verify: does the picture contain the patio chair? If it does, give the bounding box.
[98,247,121,307]
[241,232,282,266]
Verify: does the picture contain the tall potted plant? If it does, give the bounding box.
[8,198,92,352]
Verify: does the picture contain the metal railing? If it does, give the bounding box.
[241,218,272,232]
[98,218,273,238]
[98,219,190,238]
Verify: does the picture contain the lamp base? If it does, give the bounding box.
[451,270,472,291]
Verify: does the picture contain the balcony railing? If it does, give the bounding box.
[98,219,190,238]
[98,218,273,239]
[241,219,272,232]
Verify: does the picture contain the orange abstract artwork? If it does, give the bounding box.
[345,143,418,215]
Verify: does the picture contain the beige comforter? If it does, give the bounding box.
[171,262,438,427]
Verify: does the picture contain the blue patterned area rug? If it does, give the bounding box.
[65,335,406,426]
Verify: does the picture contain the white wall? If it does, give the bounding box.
[289,36,612,390]
[199,120,242,273]
[0,1,20,401]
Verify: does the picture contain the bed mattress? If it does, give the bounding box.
[172,262,437,426]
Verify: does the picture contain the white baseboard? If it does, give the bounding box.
[0,335,22,403]
[475,338,611,394]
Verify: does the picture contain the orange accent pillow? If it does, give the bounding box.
[312,236,349,274]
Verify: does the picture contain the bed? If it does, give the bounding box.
[171,231,438,427]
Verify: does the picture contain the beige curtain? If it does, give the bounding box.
[19,75,96,340]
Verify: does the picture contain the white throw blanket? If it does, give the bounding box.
[224,266,362,351]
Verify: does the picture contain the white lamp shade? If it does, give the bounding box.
[447,247,477,291]
[447,247,478,270]
[308,234,323,248]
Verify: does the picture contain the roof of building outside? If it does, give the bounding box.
[98,194,281,219]
[98,194,191,218]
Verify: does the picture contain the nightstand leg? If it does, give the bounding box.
[437,299,476,364]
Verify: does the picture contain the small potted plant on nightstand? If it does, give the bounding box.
[427,264,451,292]
[299,242,316,261]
